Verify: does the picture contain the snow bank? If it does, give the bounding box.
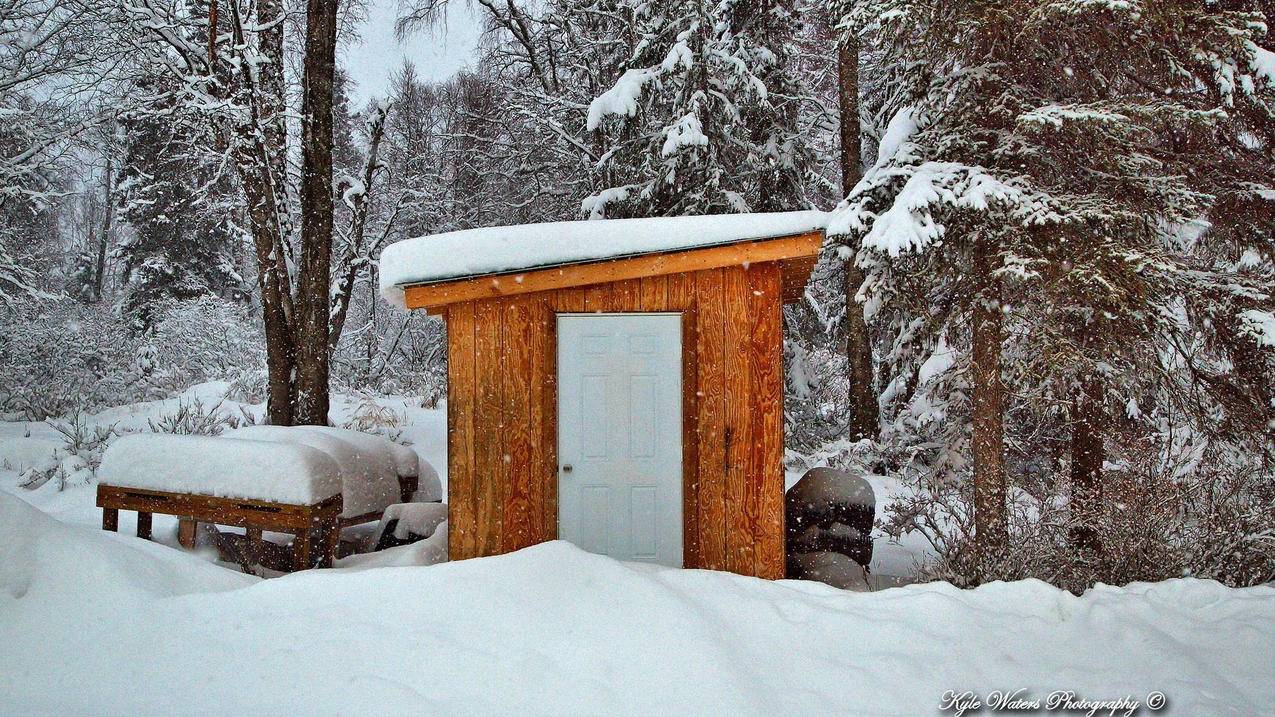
[223,426,400,518]
[0,493,253,603]
[378,211,828,307]
[0,436,59,472]
[98,434,341,505]
[3,493,1273,716]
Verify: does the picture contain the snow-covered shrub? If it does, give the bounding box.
[146,398,242,436]
[0,295,264,420]
[341,392,406,444]
[150,298,263,384]
[0,300,144,419]
[223,369,268,405]
[879,455,1275,592]
[19,414,118,491]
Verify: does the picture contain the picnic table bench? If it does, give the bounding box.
[99,484,344,569]
[97,429,428,571]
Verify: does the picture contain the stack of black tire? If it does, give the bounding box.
[785,467,875,581]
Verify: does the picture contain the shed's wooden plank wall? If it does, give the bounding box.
[444,262,785,578]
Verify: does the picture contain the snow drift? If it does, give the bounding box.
[1,493,1273,716]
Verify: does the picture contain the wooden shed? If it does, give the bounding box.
[380,212,826,579]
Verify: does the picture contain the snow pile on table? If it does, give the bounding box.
[224,426,401,518]
[378,210,828,307]
[297,425,443,502]
[98,434,341,504]
[299,425,420,477]
[3,493,1273,716]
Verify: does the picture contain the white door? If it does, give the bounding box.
[557,313,683,567]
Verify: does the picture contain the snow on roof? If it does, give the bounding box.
[98,434,341,505]
[378,210,829,308]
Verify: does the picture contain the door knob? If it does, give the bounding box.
[562,464,573,473]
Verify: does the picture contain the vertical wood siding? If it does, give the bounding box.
[444,262,786,578]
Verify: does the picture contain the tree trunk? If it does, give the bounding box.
[207,0,219,64]
[837,38,861,190]
[365,266,377,384]
[257,0,291,244]
[93,157,113,302]
[971,234,1007,568]
[293,0,340,426]
[838,34,879,441]
[1069,374,1105,553]
[241,157,295,426]
[230,0,295,426]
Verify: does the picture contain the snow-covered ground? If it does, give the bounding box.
[2,492,1273,715]
[3,385,1273,715]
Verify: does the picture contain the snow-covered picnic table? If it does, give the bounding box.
[96,428,436,570]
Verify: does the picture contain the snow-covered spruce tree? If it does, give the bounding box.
[585,0,814,217]
[117,79,240,331]
[832,0,1275,585]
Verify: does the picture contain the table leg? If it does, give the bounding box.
[136,511,152,540]
[293,530,313,571]
[177,518,198,549]
[245,526,262,569]
[398,475,418,503]
[319,521,340,568]
[102,507,119,532]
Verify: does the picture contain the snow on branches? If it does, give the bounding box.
[827,0,1275,581]
[584,0,812,218]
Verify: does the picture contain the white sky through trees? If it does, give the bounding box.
[343,0,482,104]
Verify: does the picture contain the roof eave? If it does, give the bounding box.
[401,229,825,313]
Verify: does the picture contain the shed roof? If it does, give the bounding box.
[379,211,829,310]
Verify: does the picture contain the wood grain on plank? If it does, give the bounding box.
[501,299,534,552]
[554,287,587,313]
[446,302,478,559]
[639,275,668,311]
[611,278,641,311]
[532,297,556,541]
[750,264,786,579]
[694,268,727,570]
[723,266,756,576]
[668,272,700,567]
[473,298,505,557]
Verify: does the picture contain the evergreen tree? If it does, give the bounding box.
[117,78,239,330]
[585,0,814,217]
[831,0,1275,578]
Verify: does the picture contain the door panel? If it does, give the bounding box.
[558,313,683,567]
